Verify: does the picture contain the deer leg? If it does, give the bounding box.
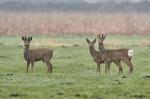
[26,61,30,73]
[49,62,53,73]
[46,61,52,74]
[97,63,101,73]
[107,65,110,74]
[46,62,50,73]
[124,60,133,74]
[96,63,99,73]
[105,62,110,74]
[44,56,52,73]
[107,62,112,74]
[107,61,112,73]
[31,61,34,73]
[96,65,98,73]
[114,61,123,74]
[105,65,107,74]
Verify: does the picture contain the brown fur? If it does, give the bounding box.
[97,34,133,74]
[22,36,53,73]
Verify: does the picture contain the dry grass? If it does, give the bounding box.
[0,12,150,35]
[142,40,150,46]
[33,39,72,47]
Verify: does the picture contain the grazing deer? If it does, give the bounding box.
[97,34,134,74]
[86,38,104,73]
[22,36,53,73]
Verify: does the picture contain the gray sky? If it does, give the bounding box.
[0,0,149,3]
[84,0,150,3]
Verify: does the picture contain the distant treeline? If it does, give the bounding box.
[0,1,150,13]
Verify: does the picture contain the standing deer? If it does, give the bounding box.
[22,36,53,73]
[86,38,104,73]
[97,34,134,74]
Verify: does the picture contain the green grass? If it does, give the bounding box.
[0,34,150,99]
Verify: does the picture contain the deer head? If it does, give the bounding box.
[97,34,106,52]
[86,38,96,47]
[22,36,32,48]
[97,34,106,45]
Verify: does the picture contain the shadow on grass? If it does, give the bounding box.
[10,93,27,97]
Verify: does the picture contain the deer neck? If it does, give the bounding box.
[99,44,106,53]
[24,46,30,61]
[89,46,97,57]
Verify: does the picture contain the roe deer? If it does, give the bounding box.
[97,34,134,74]
[22,36,53,73]
[86,38,104,73]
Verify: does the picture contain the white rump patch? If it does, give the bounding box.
[128,49,133,57]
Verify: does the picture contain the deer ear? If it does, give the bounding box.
[22,36,25,41]
[93,38,96,43]
[86,38,90,43]
[30,36,32,41]
[28,36,32,41]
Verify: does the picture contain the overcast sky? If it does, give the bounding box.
[0,0,149,3]
[84,0,150,3]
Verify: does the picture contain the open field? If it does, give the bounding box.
[0,12,150,35]
[0,34,150,99]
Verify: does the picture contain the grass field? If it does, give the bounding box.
[0,34,150,99]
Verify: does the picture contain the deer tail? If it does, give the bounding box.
[128,49,133,61]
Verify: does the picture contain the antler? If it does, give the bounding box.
[97,34,106,41]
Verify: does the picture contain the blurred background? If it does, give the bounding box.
[0,1,150,99]
[0,0,150,35]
